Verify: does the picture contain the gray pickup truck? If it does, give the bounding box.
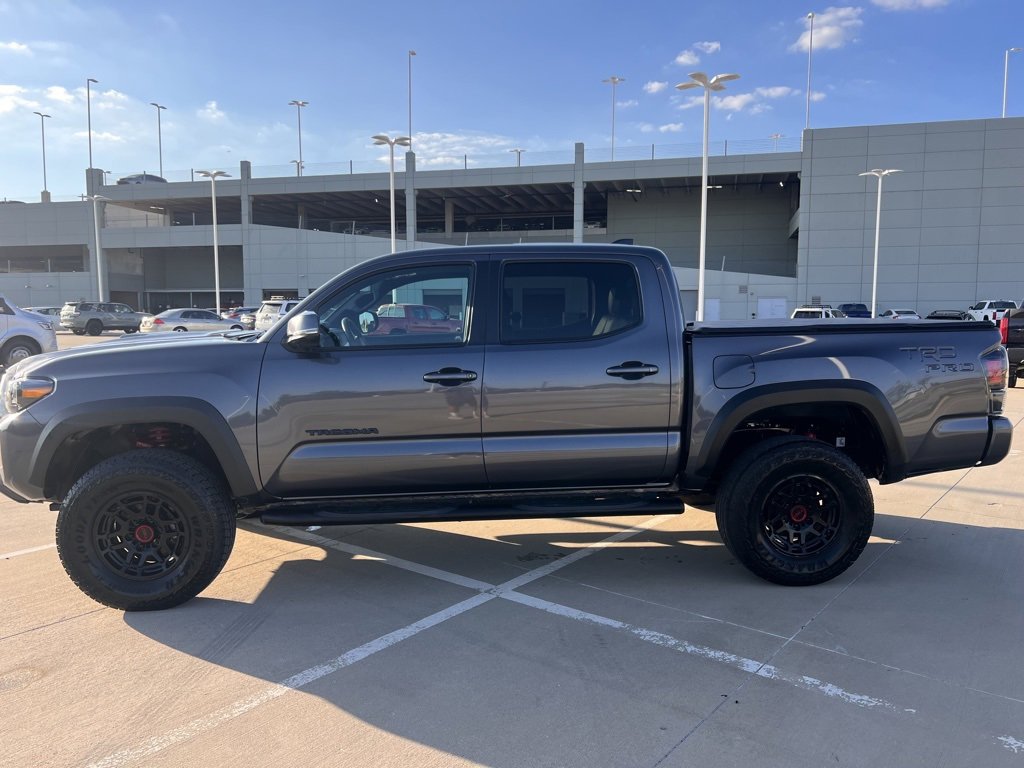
[0,244,1012,610]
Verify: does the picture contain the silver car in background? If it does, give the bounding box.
[0,295,58,366]
[140,308,246,334]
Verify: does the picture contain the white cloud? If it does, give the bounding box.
[616,99,638,108]
[643,81,667,94]
[0,84,39,113]
[756,86,796,99]
[659,123,684,133]
[72,130,123,143]
[45,85,75,103]
[693,41,721,54]
[790,6,863,52]
[715,93,757,111]
[0,41,30,54]
[638,123,655,133]
[408,130,518,167]
[675,95,704,110]
[675,49,700,66]
[871,0,949,8]
[197,100,225,123]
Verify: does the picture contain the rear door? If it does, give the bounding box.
[481,252,674,488]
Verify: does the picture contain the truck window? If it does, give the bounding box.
[315,264,471,349]
[500,261,640,343]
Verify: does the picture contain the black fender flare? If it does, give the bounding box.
[685,380,906,488]
[32,396,259,498]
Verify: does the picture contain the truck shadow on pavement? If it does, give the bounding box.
[122,511,1024,767]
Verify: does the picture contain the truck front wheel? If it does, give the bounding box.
[716,437,873,586]
[56,450,236,611]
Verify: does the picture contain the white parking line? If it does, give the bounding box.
[90,515,672,767]
[0,543,56,560]
[90,513,925,767]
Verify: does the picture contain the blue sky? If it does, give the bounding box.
[0,0,1018,199]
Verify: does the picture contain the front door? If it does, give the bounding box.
[481,254,675,488]
[257,261,485,498]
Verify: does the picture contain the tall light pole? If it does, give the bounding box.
[859,169,902,317]
[675,71,740,322]
[805,12,815,130]
[81,194,109,300]
[150,102,167,177]
[197,170,230,313]
[408,50,416,151]
[290,160,303,176]
[33,111,51,192]
[603,75,625,161]
[1003,47,1022,118]
[509,148,525,166]
[770,133,783,151]
[288,100,308,176]
[371,134,411,253]
[86,78,98,169]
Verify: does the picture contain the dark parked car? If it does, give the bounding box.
[116,173,167,185]
[1002,308,1024,387]
[926,310,973,320]
[837,303,871,318]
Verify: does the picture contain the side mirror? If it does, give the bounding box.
[284,311,320,352]
[358,310,378,334]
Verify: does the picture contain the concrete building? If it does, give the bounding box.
[0,116,1022,320]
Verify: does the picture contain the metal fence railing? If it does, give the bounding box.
[87,135,805,192]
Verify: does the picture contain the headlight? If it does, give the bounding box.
[2,375,55,413]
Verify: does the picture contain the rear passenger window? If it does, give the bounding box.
[500,261,641,343]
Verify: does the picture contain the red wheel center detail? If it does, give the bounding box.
[789,505,809,523]
[134,524,155,544]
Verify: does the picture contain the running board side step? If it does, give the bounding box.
[258,492,683,526]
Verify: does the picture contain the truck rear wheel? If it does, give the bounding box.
[56,450,236,611]
[716,437,873,586]
[85,319,103,336]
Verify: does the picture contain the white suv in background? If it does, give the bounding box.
[0,296,58,367]
[790,306,847,319]
[967,300,1018,322]
[254,298,300,332]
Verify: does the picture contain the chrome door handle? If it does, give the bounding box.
[606,361,659,380]
[423,367,478,385]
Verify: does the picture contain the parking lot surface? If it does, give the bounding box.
[2,333,1023,767]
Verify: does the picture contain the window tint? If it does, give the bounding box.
[500,261,640,343]
[316,264,471,349]
[427,307,447,321]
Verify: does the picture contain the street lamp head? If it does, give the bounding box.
[709,73,741,89]
[807,11,814,19]
[603,76,625,85]
[150,102,166,110]
[1010,47,1023,53]
[289,100,309,108]
[859,168,902,178]
[87,78,98,84]
[33,111,51,119]
[395,136,411,147]
[196,170,230,180]
[409,49,416,56]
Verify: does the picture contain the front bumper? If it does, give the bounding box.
[0,409,46,502]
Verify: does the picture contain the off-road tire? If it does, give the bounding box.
[56,450,236,611]
[85,319,103,336]
[1,337,39,367]
[716,437,873,586]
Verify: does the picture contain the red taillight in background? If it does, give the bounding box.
[152,318,164,325]
[999,315,1009,344]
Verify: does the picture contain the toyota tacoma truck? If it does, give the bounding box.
[0,244,1012,610]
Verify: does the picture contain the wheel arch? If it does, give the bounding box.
[684,381,906,492]
[35,397,258,501]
